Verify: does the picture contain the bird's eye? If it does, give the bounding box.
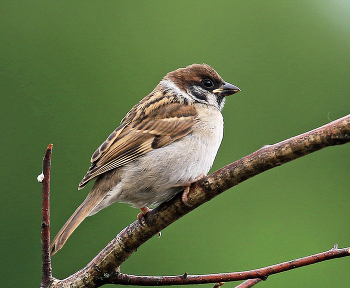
[201,78,214,89]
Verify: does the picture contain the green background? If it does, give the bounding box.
[1,1,349,287]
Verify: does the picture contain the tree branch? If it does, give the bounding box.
[109,246,350,285]
[40,144,54,288]
[43,114,350,287]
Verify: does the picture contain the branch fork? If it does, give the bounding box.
[39,114,350,287]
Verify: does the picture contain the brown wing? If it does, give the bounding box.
[78,103,198,189]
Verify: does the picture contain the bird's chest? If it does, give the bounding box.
[185,105,224,172]
[193,105,224,149]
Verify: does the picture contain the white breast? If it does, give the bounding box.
[183,103,224,180]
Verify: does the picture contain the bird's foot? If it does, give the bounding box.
[137,206,151,225]
[181,174,206,207]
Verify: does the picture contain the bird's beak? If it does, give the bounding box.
[213,82,240,96]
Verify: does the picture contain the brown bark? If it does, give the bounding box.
[40,144,55,288]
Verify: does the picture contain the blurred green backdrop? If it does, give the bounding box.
[1,1,349,287]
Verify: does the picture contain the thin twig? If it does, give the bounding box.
[40,144,54,288]
[109,247,350,286]
[235,278,262,288]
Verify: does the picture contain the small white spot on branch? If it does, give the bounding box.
[37,172,44,183]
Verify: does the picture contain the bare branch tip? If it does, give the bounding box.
[213,282,225,288]
[235,278,263,288]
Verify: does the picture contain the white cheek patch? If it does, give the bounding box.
[160,80,193,102]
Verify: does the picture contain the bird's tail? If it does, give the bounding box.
[50,185,108,256]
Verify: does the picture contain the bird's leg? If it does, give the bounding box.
[136,206,161,237]
[181,174,206,207]
[137,206,151,224]
[182,186,192,207]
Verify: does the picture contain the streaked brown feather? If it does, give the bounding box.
[79,102,198,189]
[91,125,126,162]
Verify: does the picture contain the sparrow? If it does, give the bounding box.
[50,64,240,255]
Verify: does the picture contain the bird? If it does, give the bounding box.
[50,63,240,255]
